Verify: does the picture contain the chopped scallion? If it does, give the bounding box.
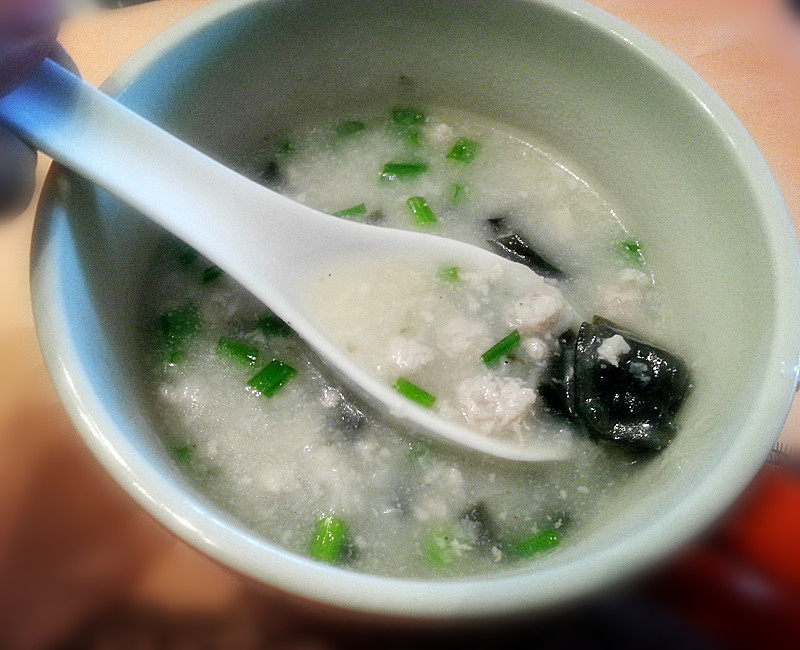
[391,107,426,127]
[393,377,436,408]
[310,516,350,563]
[379,162,428,181]
[449,183,467,204]
[439,266,460,282]
[481,329,521,365]
[247,359,296,397]
[401,127,423,148]
[171,443,194,465]
[201,265,223,284]
[446,138,479,163]
[336,120,365,137]
[406,196,436,225]
[424,526,460,566]
[333,203,367,218]
[620,239,644,264]
[512,528,561,557]
[157,303,200,364]
[217,337,259,367]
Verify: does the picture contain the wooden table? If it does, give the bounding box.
[1,1,798,647]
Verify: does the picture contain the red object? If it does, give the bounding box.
[721,466,800,593]
[650,466,800,648]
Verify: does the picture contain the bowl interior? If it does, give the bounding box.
[33,0,799,616]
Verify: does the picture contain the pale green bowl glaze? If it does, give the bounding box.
[32,0,800,618]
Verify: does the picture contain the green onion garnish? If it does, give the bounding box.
[201,265,223,284]
[446,138,479,163]
[256,312,291,337]
[333,203,367,218]
[481,329,521,365]
[379,162,428,181]
[157,303,200,364]
[217,337,259,367]
[171,443,195,465]
[393,377,436,408]
[247,359,296,397]
[512,528,561,558]
[449,183,467,204]
[401,127,423,148]
[335,120,365,137]
[424,526,460,566]
[391,107,426,127]
[310,516,350,563]
[439,266,460,282]
[406,196,436,225]
[620,239,644,264]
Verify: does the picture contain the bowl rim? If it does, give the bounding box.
[32,0,800,618]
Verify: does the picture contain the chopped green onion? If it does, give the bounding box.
[256,313,291,337]
[379,162,428,181]
[424,526,460,566]
[449,183,467,204]
[446,138,479,163]
[481,329,522,365]
[247,359,296,397]
[201,265,223,284]
[393,377,436,408]
[335,120,365,137]
[620,239,644,263]
[406,196,436,225]
[391,107,426,127]
[217,337,259,367]
[310,516,350,563]
[171,443,194,465]
[512,528,561,557]
[333,203,367,218]
[157,303,200,364]
[401,127,423,148]
[439,265,460,282]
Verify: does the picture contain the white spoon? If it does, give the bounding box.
[0,59,572,462]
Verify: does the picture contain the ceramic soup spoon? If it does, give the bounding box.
[0,59,573,462]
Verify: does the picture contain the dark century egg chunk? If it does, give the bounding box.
[541,317,691,452]
[485,216,565,279]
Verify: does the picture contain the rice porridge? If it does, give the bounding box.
[141,106,690,576]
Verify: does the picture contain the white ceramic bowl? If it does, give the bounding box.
[32,0,800,618]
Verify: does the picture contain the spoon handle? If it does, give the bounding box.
[0,59,293,285]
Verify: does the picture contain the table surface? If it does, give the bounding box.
[1,1,799,647]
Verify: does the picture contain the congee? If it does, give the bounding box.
[143,105,690,577]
